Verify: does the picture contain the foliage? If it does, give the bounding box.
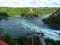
[43,9,60,29]
[0,13,8,20]
[0,7,57,16]
[1,34,60,45]
[1,34,20,45]
[21,12,38,18]
[0,28,3,34]
[17,36,31,45]
[45,38,60,45]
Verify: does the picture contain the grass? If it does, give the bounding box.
[0,7,58,16]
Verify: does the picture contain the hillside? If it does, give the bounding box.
[0,7,57,16]
[43,8,60,30]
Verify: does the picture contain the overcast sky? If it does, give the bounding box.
[0,0,60,7]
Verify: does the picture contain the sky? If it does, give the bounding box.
[0,0,60,7]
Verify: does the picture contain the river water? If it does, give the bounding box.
[0,14,60,40]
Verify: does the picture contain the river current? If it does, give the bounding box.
[0,14,60,40]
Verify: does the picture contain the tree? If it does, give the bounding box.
[1,34,20,45]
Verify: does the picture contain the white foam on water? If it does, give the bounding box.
[0,16,60,40]
[17,19,60,40]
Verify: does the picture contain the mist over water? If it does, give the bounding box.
[0,14,60,40]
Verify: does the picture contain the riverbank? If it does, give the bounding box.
[0,7,57,16]
[43,9,60,30]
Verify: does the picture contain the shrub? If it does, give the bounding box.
[1,34,20,45]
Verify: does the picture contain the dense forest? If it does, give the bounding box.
[0,7,58,20]
[43,8,60,30]
[0,7,57,16]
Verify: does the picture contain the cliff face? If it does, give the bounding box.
[43,9,60,30]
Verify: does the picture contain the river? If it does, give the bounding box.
[0,14,60,40]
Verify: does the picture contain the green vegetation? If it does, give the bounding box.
[0,7,57,16]
[0,28,3,34]
[1,34,60,45]
[21,12,38,18]
[0,28,60,45]
[0,13,9,20]
[43,9,60,29]
[0,28,3,38]
[45,38,60,45]
[1,34,20,45]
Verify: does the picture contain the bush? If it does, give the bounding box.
[1,34,20,45]
[17,36,31,45]
[21,12,38,18]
